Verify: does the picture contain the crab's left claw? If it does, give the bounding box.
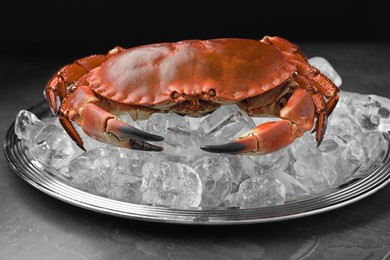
[201,89,315,155]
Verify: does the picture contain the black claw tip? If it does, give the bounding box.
[129,139,164,152]
[200,142,245,154]
[120,125,164,142]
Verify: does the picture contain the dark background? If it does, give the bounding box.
[1,2,389,59]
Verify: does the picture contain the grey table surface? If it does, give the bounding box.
[1,42,390,260]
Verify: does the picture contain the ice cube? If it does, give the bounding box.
[197,104,256,145]
[308,56,342,87]
[361,132,387,162]
[73,124,108,150]
[284,147,297,177]
[68,147,122,194]
[78,146,120,160]
[118,112,148,131]
[141,161,202,208]
[29,124,75,172]
[235,176,286,208]
[344,92,390,132]
[187,116,204,131]
[333,134,367,181]
[293,135,339,194]
[273,171,310,201]
[289,130,316,155]
[222,192,239,207]
[68,156,95,185]
[14,110,46,141]
[327,111,362,138]
[118,149,153,177]
[242,148,289,177]
[146,112,191,155]
[359,132,388,173]
[190,154,233,207]
[106,171,143,203]
[223,155,244,186]
[93,152,118,181]
[187,131,208,159]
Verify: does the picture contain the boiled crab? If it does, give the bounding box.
[45,36,339,155]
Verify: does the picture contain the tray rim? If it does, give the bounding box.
[4,100,390,225]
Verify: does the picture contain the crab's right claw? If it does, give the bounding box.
[60,85,165,152]
[79,103,164,152]
[200,120,303,155]
[201,88,316,155]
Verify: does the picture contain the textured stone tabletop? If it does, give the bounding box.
[1,43,390,260]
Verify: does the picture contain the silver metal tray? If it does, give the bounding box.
[4,100,390,225]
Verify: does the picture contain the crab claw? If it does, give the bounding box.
[201,120,303,155]
[201,89,315,155]
[58,85,165,152]
[106,119,164,142]
[80,104,164,152]
[105,118,164,151]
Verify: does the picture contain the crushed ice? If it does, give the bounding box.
[14,57,390,208]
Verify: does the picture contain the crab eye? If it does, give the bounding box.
[208,89,216,97]
[278,92,293,109]
[171,91,179,99]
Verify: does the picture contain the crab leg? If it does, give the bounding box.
[201,89,314,155]
[45,54,109,114]
[45,46,125,114]
[60,86,164,151]
[261,36,340,145]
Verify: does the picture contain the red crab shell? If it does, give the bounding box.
[87,38,296,107]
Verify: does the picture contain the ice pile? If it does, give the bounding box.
[13,57,390,209]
